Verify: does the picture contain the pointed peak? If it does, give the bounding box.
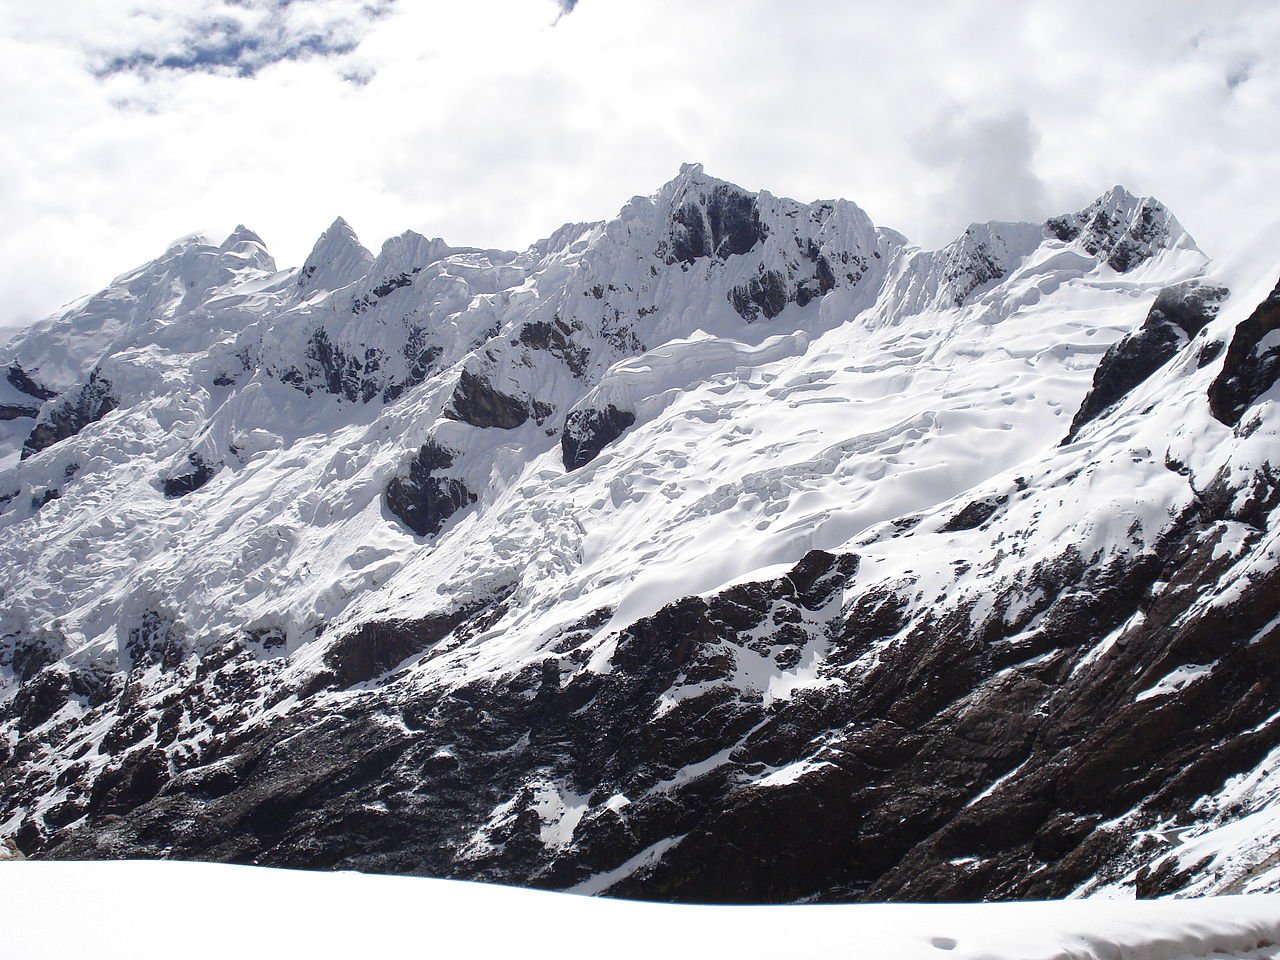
[297,217,374,294]
[1101,184,1139,204]
[221,225,266,251]
[321,216,360,241]
[309,217,366,253]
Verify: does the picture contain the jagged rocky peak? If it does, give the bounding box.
[631,163,899,323]
[296,216,375,295]
[1047,184,1192,271]
[661,162,769,264]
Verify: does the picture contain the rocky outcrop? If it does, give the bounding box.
[668,182,767,264]
[125,611,188,672]
[162,454,218,499]
[384,440,477,536]
[6,363,57,402]
[0,403,39,421]
[1067,280,1228,441]
[21,369,117,459]
[516,320,590,378]
[1208,277,1280,426]
[448,370,536,430]
[940,494,1007,531]
[729,269,790,321]
[278,327,443,405]
[307,602,498,693]
[561,405,636,470]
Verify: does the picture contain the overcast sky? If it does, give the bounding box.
[1,0,1278,328]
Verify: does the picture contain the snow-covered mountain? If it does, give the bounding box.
[1,165,1278,903]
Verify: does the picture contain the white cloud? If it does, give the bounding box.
[1,0,1278,327]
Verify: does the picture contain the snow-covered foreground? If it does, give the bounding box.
[2,861,1279,960]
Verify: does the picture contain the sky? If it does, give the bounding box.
[1,0,1278,329]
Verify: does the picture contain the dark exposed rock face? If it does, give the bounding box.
[729,270,790,321]
[126,611,188,672]
[561,405,636,470]
[940,495,1007,532]
[3,630,68,686]
[278,327,442,405]
[21,369,117,459]
[936,226,1025,307]
[1208,277,1280,426]
[162,454,217,499]
[384,439,477,537]
[0,402,39,421]
[6,363,57,402]
[307,328,376,403]
[449,370,533,429]
[309,604,488,693]
[727,236,865,321]
[516,320,590,378]
[1067,280,1229,441]
[669,184,767,264]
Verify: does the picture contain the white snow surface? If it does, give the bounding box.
[3,861,1280,960]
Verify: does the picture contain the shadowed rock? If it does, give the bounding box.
[1046,188,1179,273]
[385,439,477,536]
[163,454,217,499]
[669,184,767,264]
[1208,276,1280,426]
[561,405,636,470]
[1067,280,1228,441]
[21,369,117,458]
[0,403,39,421]
[941,495,1008,532]
[6,363,57,402]
[310,605,485,692]
[729,269,790,321]
[449,370,530,429]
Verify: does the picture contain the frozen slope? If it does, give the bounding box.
[1,168,1278,904]
[4,861,1280,960]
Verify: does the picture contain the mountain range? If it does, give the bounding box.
[1,165,1278,902]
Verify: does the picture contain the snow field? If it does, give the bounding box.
[2,861,1280,960]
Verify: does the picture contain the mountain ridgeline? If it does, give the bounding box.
[1,166,1278,902]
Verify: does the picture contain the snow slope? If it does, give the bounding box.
[3,861,1280,960]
